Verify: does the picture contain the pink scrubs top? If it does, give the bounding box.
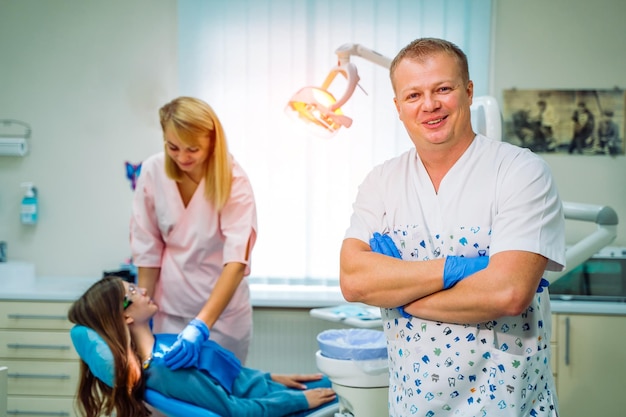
[130,152,257,361]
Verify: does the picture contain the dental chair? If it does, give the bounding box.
[70,325,220,417]
[70,325,338,417]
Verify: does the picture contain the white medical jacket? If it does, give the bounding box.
[345,134,565,417]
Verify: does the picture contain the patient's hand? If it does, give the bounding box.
[270,373,324,390]
[304,387,336,409]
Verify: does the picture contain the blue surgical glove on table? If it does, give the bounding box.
[163,318,210,370]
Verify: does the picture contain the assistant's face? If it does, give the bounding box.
[163,126,211,176]
[392,52,474,149]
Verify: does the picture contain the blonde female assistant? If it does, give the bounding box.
[131,96,258,367]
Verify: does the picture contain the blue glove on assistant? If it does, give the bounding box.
[163,318,210,370]
[443,256,489,289]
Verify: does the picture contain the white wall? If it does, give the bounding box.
[0,0,178,277]
[492,0,626,247]
[1,0,625,279]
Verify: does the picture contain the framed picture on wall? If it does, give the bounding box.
[502,88,625,155]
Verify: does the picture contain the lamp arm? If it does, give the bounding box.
[321,62,360,111]
[544,202,619,284]
[334,43,392,69]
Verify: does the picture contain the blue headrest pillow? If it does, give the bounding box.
[70,325,115,387]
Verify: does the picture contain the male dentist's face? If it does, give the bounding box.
[392,52,474,150]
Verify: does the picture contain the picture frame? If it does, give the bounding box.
[502,89,625,155]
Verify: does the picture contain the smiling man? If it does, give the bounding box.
[339,38,565,417]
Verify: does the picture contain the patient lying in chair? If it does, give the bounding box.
[68,276,336,417]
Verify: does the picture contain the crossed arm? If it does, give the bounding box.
[339,237,548,324]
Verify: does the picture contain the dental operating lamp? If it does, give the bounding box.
[285,43,501,140]
[285,43,391,138]
[286,42,617,282]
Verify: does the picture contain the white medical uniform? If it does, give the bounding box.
[131,152,258,362]
[345,135,565,416]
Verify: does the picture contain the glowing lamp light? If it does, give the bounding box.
[285,61,360,139]
[285,86,352,139]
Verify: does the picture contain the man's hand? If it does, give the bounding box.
[369,232,411,317]
[443,256,489,289]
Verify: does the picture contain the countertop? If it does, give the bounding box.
[1,276,626,315]
[0,276,347,308]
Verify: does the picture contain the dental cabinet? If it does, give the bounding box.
[548,247,626,417]
[550,311,626,416]
[0,300,79,416]
[0,277,96,417]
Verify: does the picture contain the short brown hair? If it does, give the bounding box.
[389,38,470,92]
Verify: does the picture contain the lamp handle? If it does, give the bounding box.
[320,63,360,111]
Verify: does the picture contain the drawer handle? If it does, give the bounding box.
[565,316,571,366]
[7,314,67,320]
[7,343,70,350]
[8,372,70,380]
[8,411,70,416]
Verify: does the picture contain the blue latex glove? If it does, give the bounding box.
[444,256,549,293]
[163,318,210,370]
[369,232,401,258]
[443,256,489,289]
[369,232,411,317]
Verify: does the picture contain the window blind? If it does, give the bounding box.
[178,0,493,284]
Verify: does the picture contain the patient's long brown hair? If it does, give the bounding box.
[68,276,150,417]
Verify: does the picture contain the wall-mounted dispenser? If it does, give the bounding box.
[0,119,31,156]
[20,182,38,225]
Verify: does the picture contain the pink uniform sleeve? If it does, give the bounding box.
[130,156,165,267]
[220,160,258,276]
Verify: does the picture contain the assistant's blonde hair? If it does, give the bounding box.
[159,97,233,211]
